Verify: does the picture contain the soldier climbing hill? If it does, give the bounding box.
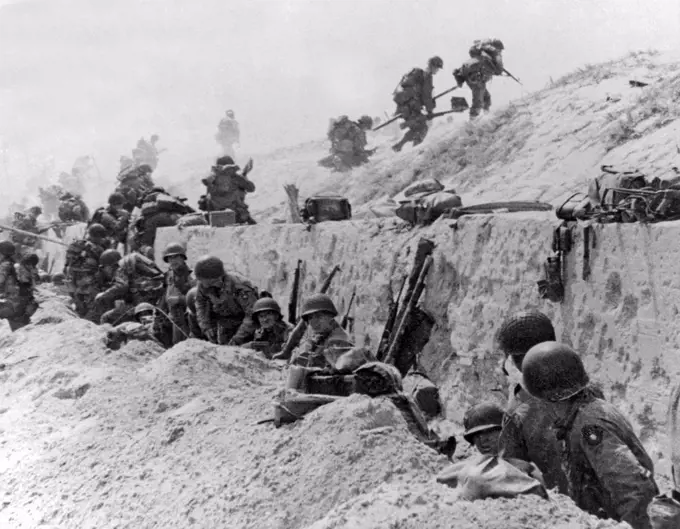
[215,110,240,158]
[453,38,505,120]
[319,115,375,172]
[391,56,443,152]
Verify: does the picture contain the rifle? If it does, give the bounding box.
[288,259,302,324]
[341,288,356,331]
[378,238,435,361]
[376,276,407,361]
[372,108,459,133]
[384,254,434,366]
[433,86,458,100]
[503,68,522,86]
[0,223,67,247]
[276,265,341,361]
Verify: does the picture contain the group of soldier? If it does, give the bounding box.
[322,37,507,170]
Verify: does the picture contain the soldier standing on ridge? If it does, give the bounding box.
[193,255,258,346]
[90,193,130,248]
[289,294,354,368]
[0,241,31,331]
[521,341,658,529]
[391,56,443,152]
[453,38,505,120]
[215,110,240,158]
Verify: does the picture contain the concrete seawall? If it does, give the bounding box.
[157,214,678,479]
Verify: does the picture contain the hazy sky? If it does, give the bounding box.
[0,0,679,184]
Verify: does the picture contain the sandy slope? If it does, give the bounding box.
[0,291,629,528]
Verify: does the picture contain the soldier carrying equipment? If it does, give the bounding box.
[391,56,443,152]
[319,115,375,172]
[453,38,506,119]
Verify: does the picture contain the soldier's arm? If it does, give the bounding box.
[195,286,214,333]
[498,411,530,461]
[228,286,258,346]
[0,263,9,293]
[582,423,658,529]
[99,269,129,302]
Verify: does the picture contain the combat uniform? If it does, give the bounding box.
[290,320,353,368]
[58,194,90,223]
[92,206,129,246]
[500,385,571,493]
[185,287,204,340]
[326,117,372,170]
[453,44,504,119]
[216,117,240,157]
[156,262,195,346]
[555,396,658,529]
[64,238,107,321]
[99,252,165,325]
[10,214,40,255]
[393,67,436,148]
[195,273,258,345]
[0,257,26,331]
[201,165,256,224]
[242,320,293,358]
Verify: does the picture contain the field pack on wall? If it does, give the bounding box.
[556,165,680,223]
[395,179,463,226]
[300,195,352,223]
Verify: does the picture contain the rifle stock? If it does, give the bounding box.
[376,277,406,361]
[384,255,434,366]
[288,260,302,324]
[341,288,356,330]
[503,68,522,85]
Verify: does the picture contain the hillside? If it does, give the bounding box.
[236,50,680,221]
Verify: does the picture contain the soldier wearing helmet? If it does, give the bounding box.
[321,115,376,172]
[289,293,353,368]
[193,255,258,345]
[89,193,130,247]
[454,38,505,120]
[155,242,195,346]
[97,251,165,326]
[63,223,109,321]
[521,342,658,529]
[10,206,42,254]
[14,252,40,326]
[391,56,443,153]
[134,302,155,326]
[216,110,240,158]
[495,310,570,493]
[89,249,122,323]
[57,192,90,223]
[0,240,27,331]
[241,297,293,358]
[199,156,256,225]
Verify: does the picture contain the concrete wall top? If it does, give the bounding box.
[156,214,680,481]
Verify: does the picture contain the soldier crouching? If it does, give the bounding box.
[241,297,293,358]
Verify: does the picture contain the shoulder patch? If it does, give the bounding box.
[582,424,604,446]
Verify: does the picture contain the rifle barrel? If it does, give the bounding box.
[0,223,67,247]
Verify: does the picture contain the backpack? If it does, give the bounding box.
[89,207,106,226]
[65,239,97,272]
[395,191,463,226]
[301,195,352,223]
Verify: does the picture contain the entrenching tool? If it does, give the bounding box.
[372,87,465,132]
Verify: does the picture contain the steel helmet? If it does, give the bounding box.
[134,302,155,316]
[522,342,590,402]
[462,402,505,443]
[88,223,108,239]
[194,255,225,280]
[163,242,187,262]
[108,193,125,206]
[428,56,444,69]
[186,286,198,311]
[252,298,282,318]
[226,110,235,118]
[99,249,122,267]
[21,253,40,267]
[0,241,16,257]
[28,206,43,216]
[358,115,373,128]
[489,38,504,51]
[496,310,556,358]
[300,293,338,319]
